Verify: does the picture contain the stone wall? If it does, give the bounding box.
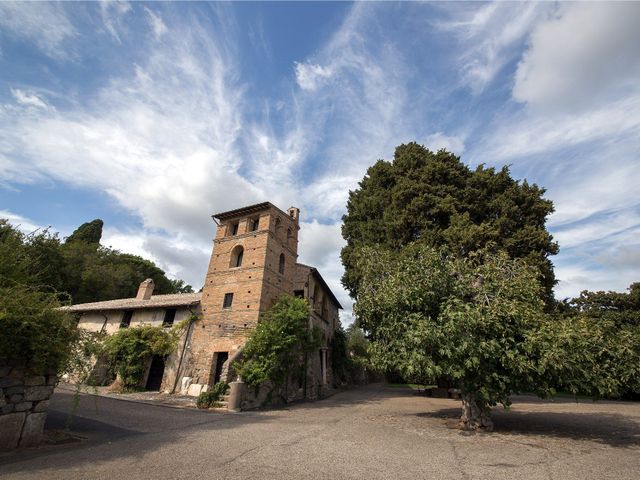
[0,365,56,450]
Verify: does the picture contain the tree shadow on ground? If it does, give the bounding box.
[416,407,640,448]
[0,389,272,472]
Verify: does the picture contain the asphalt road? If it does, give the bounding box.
[1,384,639,480]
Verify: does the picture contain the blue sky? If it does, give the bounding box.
[1,2,639,321]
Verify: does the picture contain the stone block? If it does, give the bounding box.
[9,394,23,403]
[24,386,54,402]
[19,412,47,448]
[5,386,24,395]
[46,375,58,386]
[0,412,26,451]
[0,378,21,389]
[0,366,11,377]
[24,376,45,386]
[33,400,50,413]
[1,404,15,414]
[187,383,204,396]
[13,402,33,412]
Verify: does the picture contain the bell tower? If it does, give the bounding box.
[188,202,300,387]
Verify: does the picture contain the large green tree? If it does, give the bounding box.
[0,218,193,304]
[341,143,558,306]
[355,244,640,430]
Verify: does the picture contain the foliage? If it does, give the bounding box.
[341,142,558,307]
[567,282,640,327]
[355,244,640,429]
[331,323,372,384]
[102,324,183,390]
[0,217,193,305]
[65,219,104,245]
[196,382,229,409]
[235,295,320,390]
[0,220,77,375]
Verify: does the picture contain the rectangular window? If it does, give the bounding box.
[293,290,304,298]
[162,308,177,328]
[120,310,133,329]
[228,222,239,236]
[249,218,259,232]
[223,293,234,309]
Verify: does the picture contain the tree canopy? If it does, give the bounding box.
[0,219,193,305]
[355,244,640,429]
[341,143,558,306]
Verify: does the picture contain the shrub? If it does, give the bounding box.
[196,382,229,409]
[235,295,320,389]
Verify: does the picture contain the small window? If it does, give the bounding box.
[278,253,285,274]
[230,245,244,268]
[228,222,239,236]
[294,290,304,298]
[162,309,176,328]
[249,217,259,232]
[120,310,133,329]
[223,293,234,309]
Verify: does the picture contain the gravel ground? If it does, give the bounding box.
[1,384,639,480]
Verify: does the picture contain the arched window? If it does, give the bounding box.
[286,228,293,246]
[278,253,285,274]
[230,245,244,268]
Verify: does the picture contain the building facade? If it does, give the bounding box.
[66,202,342,400]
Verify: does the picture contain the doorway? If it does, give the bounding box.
[213,352,229,384]
[146,355,165,391]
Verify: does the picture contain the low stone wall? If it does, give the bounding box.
[0,366,56,450]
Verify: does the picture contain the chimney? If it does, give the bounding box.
[287,206,300,223]
[136,278,155,300]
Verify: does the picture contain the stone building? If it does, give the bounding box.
[66,202,342,401]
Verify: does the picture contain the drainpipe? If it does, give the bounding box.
[172,306,196,394]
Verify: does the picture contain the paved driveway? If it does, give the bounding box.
[1,384,639,480]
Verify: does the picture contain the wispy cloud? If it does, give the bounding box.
[0,2,76,60]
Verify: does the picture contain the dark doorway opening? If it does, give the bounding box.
[146,355,165,391]
[213,352,229,384]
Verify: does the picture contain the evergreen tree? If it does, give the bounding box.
[341,142,558,306]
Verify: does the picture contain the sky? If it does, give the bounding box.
[1,1,639,323]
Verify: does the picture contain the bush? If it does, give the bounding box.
[102,325,178,390]
[235,295,320,389]
[196,382,229,409]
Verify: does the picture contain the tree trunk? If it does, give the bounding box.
[460,393,494,431]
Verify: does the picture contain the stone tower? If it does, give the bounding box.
[188,202,300,387]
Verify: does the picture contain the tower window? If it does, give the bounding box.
[223,293,234,309]
[249,217,259,232]
[162,309,176,328]
[279,253,285,274]
[230,245,244,268]
[228,222,239,236]
[120,310,133,329]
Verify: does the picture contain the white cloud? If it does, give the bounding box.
[437,2,549,93]
[0,2,76,60]
[294,62,333,91]
[100,1,132,43]
[11,89,48,109]
[144,7,167,40]
[0,210,42,234]
[513,3,640,111]
[0,14,256,244]
[424,132,465,155]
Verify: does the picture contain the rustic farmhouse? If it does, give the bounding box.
[64,202,342,402]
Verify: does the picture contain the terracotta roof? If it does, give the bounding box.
[60,293,201,312]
